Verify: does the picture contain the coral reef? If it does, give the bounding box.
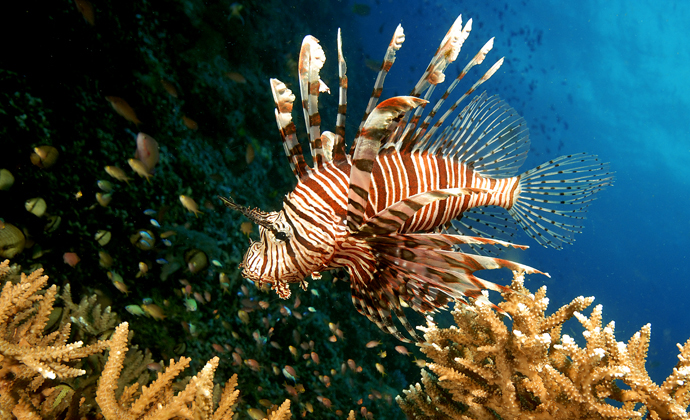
[0,260,110,418]
[396,272,690,419]
[0,260,295,419]
[95,321,292,420]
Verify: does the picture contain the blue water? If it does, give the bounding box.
[343,0,690,384]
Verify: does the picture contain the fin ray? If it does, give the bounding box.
[510,153,614,249]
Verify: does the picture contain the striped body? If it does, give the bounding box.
[367,151,520,231]
[242,151,520,289]
[223,15,612,341]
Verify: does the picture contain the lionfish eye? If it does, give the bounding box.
[273,231,289,242]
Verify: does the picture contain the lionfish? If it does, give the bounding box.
[221,15,612,342]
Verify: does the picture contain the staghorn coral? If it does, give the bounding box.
[397,271,690,419]
[0,259,111,419]
[96,321,292,420]
[0,260,297,420]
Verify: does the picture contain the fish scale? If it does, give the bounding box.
[220,14,613,342]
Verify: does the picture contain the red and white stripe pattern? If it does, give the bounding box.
[368,151,521,233]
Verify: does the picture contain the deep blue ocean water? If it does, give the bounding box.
[340,0,690,384]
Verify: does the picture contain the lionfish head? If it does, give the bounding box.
[219,196,298,297]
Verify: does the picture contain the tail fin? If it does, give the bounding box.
[509,153,614,249]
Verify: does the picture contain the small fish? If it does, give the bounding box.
[162,238,172,247]
[179,195,202,217]
[31,146,59,169]
[247,408,265,420]
[99,251,113,268]
[245,359,261,372]
[105,166,132,184]
[112,280,129,295]
[212,343,225,353]
[147,362,163,371]
[63,252,80,267]
[228,3,244,24]
[258,300,269,309]
[193,292,205,304]
[108,271,122,282]
[284,384,298,397]
[139,230,154,241]
[96,192,112,207]
[125,305,146,316]
[144,209,157,216]
[253,331,267,346]
[160,230,176,238]
[105,96,141,126]
[74,0,95,25]
[307,307,316,313]
[246,143,255,164]
[318,397,332,409]
[282,365,297,381]
[128,158,153,183]
[394,345,410,356]
[413,357,426,368]
[97,180,113,192]
[226,71,247,83]
[150,219,161,228]
[74,190,83,200]
[379,350,387,358]
[141,303,166,320]
[365,340,381,348]
[136,262,148,278]
[289,346,298,358]
[181,115,198,130]
[156,258,168,265]
[184,298,197,312]
[237,309,250,324]
[219,273,230,290]
[211,259,223,267]
[240,221,253,236]
[375,363,386,376]
[160,79,178,98]
[311,352,320,364]
[231,352,242,366]
[134,133,159,172]
[310,289,320,297]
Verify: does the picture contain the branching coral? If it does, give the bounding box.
[95,321,293,420]
[396,271,690,419]
[0,260,295,420]
[0,259,110,419]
